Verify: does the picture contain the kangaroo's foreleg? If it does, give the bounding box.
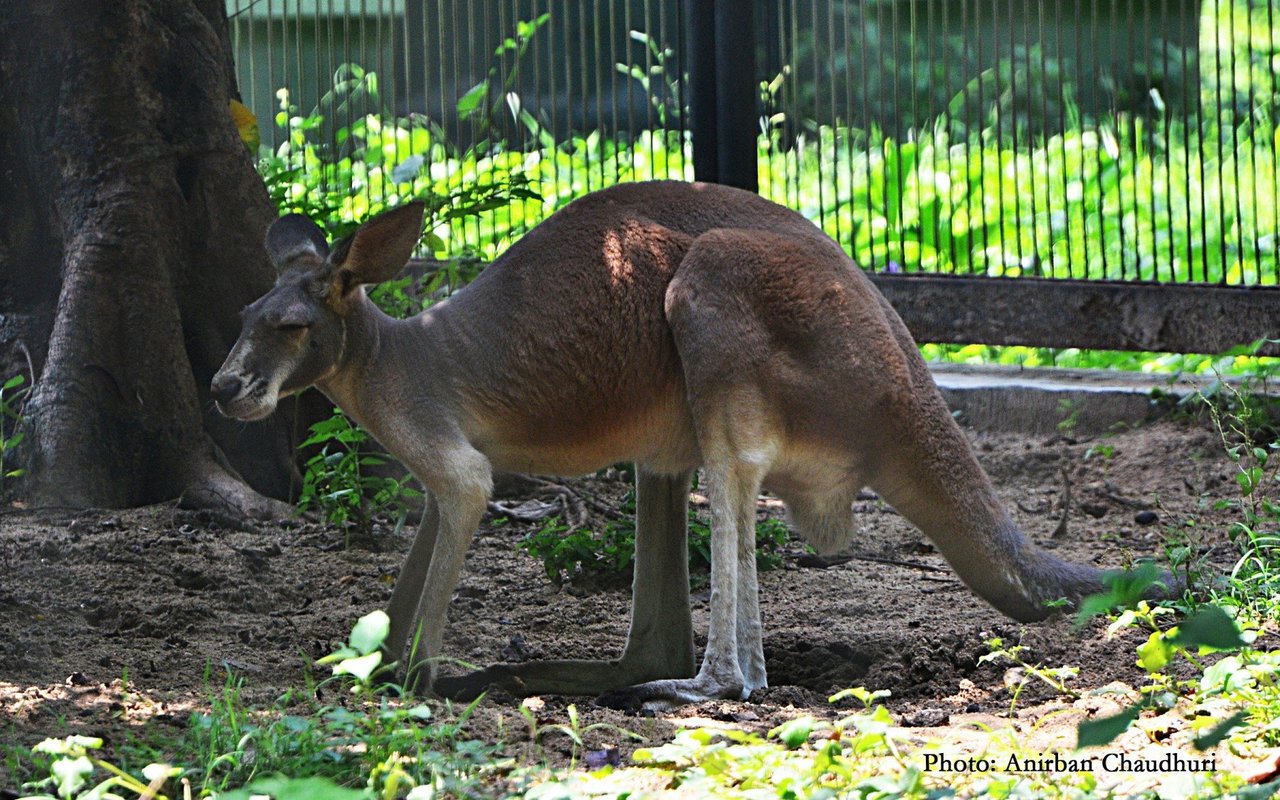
[389,443,491,693]
[434,468,697,699]
[386,492,440,669]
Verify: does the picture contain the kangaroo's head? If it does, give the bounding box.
[211,202,425,421]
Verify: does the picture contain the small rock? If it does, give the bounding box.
[1081,503,1108,519]
[1134,510,1159,525]
[902,708,949,727]
[501,634,531,662]
[65,672,93,687]
[585,747,622,769]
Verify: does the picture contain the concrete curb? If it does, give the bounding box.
[929,363,1211,436]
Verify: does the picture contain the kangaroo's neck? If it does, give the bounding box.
[317,294,437,420]
[317,292,482,441]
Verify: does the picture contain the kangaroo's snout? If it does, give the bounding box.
[210,372,244,407]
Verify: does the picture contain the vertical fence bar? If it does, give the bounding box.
[1244,0,1260,284]
[790,0,803,211]
[686,0,717,183]
[1270,0,1279,285]
[1212,0,1228,283]
[1162,0,1173,281]
[624,0,637,178]
[713,0,757,190]
[890,0,906,268]
[856,0,873,270]
[843,0,856,260]
[811,0,826,234]
[1037,0,1052,278]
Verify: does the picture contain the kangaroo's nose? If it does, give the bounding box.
[210,373,244,405]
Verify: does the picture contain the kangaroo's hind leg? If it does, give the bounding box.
[433,468,697,698]
[597,233,780,710]
[597,440,770,709]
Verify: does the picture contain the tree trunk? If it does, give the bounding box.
[0,0,314,513]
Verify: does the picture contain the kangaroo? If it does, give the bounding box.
[212,180,1152,708]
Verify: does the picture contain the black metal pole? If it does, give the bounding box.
[686,0,719,183]
[686,0,757,191]
[713,0,757,191]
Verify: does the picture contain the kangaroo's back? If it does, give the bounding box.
[435,182,834,470]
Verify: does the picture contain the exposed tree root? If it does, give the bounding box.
[178,459,292,525]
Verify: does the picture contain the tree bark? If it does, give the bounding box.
[0,0,313,513]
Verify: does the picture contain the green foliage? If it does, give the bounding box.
[531,690,912,799]
[921,342,1280,376]
[517,700,639,770]
[1072,561,1173,624]
[1076,600,1257,749]
[518,491,791,585]
[183,613,500,799]
[0,373,27,500]
[759,103,1280,285]
[17,735,180,800]
[519,516,635,585]
[297,409,420,535]
[1192,347,1280,620]
[979,637,1080,717]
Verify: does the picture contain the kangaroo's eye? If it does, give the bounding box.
[275,321,311,333]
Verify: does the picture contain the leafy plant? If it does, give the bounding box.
[518,491,792,585]
[980,636,1081,717]
[517,699,639,769]
[1191,343,1280,619]
[1,372,28,499]
[17,736,180,800]
[1076,601,1253,749]
[297,409,420,536]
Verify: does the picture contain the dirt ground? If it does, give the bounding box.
[0,414,1266,795]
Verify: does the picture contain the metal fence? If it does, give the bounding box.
[226,0,1280,351]
[756,0,1279,287]
[226,0,691,256]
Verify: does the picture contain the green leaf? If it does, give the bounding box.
[1136,631,1174,673]
[1074,562,1162,624]
[1171,606,1247,651]
[220,775,372,800]
[1077,705,1140,749]
[315,645,359,666]
[32,736,103,755]
[334,651,382,682]
[1200,655,1251,694]
[1193,709,1249,750]
[770,715,815,749]
[456,81,489,119]
[348,610,389,655]
[51,755,95,798]
[143,763,182,781]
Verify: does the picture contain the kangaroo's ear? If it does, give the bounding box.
[329,201,426,294]
[266,214,330,272]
